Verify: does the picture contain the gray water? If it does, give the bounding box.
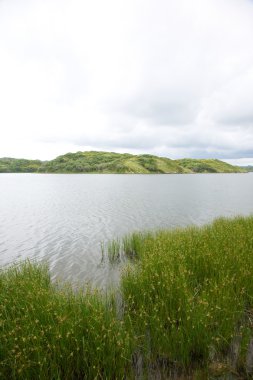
[0,173,253,287]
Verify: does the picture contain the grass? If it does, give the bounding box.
[105,232,147,263]
[0,262,133,379]
[1,216,253,378]
[106,238,121,263]
[120,216,253,376]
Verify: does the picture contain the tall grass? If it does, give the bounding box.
[121,216,253,375]
[1,216,253,378]
[106,238,121,264]
[105,232,147,263]
[0,262,133,379]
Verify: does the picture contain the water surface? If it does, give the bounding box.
[0,173,253,287]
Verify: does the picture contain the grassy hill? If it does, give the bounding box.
[240,165,253,172]
[176,158,246,173]
[38,152,185,174]
[0,151,247,173]
[0,157,42,173]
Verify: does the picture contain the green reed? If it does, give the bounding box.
[121,216,253,374]
[0,262,133,379]
[106,238,121,264]
[2,216,253,378]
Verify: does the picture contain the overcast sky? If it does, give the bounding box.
[1,0,253,165]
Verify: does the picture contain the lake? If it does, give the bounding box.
[0,173,253,288]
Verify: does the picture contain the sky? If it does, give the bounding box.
[1,0,253,165]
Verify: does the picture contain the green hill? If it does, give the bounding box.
[0,157,42,173]
[240,165,253,172]
[39,152,185,174]
[176,158,245,173]
[0,152,247,174]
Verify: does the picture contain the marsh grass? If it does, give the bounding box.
[105,232,148,264]
[106,238,121,264]
[122,232,146,260]
[1,216,253,378]
[121,216,253,375]
[0,262,133,379]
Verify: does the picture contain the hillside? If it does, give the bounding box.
[38,152,186,174]
[240,165,253,172]
[0,151,247,174]
[0,157,42,173]
[176,158,245,173]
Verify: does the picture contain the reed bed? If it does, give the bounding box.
[1,216,253,378]
[121,216,253,377]
[0,262,133,379]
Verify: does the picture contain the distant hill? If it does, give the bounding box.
[0,151,247,174]
[175,158,245,173]
[240,165,253,172]
[0,157,42,173]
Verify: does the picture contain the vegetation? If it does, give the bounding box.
[119,216,253,377]
[2,216,253,378]
[176,158,245,173]
[240,165,253,172]
[0,158,42,173]
[0,151,247,174]
[0,262,133,379]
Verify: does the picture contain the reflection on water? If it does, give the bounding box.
[0,173,253,287]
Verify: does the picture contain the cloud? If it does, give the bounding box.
[0,0,253,164]
[200,68,253,126]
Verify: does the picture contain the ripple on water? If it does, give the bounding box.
[1,173,253,287]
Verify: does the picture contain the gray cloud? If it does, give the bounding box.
[118,98,198,125]
[0,0,253,164]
